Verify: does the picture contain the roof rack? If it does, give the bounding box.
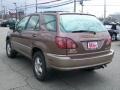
[37,11,96,17]
[40,11,69,13]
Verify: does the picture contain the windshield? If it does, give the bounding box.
[60,14,106,33]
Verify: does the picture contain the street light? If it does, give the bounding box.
[80,0,84,13]
[80,0,90,13]
[74,0,90,13]
[13,3,17,20]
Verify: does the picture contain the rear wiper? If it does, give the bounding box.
[72,30,96,34]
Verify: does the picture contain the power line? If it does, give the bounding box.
[10,0,72,10]
[38,0,73,9]
[9,0,62,10]
[9,0,89,11]
[22,0,62,8]
[9,1,120,13]
[15,4,120,10]
[84,4,120,6]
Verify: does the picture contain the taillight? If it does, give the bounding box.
[106,38,111,45]
[55,36,77,49]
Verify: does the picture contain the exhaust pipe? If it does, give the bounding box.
[95,64,107,69]
[101,64,107,69]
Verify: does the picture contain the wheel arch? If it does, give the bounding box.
[32,47,44,59]
[6,36,10,41]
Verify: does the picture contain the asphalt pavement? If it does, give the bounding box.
[0,27,120,90]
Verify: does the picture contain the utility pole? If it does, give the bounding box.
[2,6,5,19]
[0,0,2,11]
[35,0,38,13]
[74,0,76,12]
[13,3,17,20]
[0,0,2,8]
[104,0,106,22]
[1,0,3,19]
[81,4,84,13]
[25,0,27,15]
[80,0,84,13]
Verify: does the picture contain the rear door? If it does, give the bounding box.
[18,15,40,57]
[65,32,109,55]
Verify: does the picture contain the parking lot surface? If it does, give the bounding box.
[0,27,120,90]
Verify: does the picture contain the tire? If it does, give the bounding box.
[33,51,47,81]
[6,40,17,58]
[85,68,95,71]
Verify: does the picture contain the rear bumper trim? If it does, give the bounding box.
[47,50,111,57]
[47,50,114,61]
[50,61,111,71]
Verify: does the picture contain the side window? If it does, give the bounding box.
[17,16,29,31]
[26,15,39,30]
[43,15,57,32]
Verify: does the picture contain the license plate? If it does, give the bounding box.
[88,42,98,49]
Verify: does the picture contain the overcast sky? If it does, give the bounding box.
[1,0,120,17]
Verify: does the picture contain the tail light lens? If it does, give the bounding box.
[106,37,111,45]
[55,36,77,49]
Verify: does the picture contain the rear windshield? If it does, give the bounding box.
[60,14,106,32]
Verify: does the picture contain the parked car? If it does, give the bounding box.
[0,20,7,27]
[0,19,3,26]
[1,20,16,27]
[105,23,120,40]
[6,12,114,81]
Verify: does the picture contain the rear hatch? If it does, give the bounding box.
[60,32,110,55]
[58,14,111,55]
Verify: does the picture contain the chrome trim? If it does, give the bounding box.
[12,41,31,49]
[51,61,111,71]
[47,50,114,60]
[47,49,113,57]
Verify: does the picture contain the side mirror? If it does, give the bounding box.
[9,25,15,30]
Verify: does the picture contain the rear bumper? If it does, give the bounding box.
[46,50,114,70]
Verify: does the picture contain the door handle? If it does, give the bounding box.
[32,34,37,37]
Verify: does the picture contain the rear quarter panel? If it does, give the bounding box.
[32,30,67,55]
